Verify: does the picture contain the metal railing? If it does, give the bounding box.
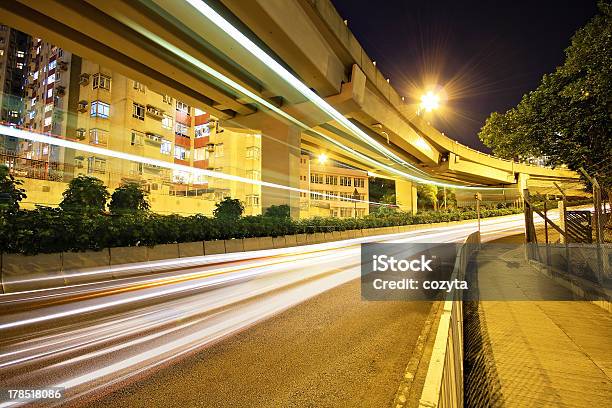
[419,231,480,408]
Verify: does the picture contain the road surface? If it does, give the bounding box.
[0,214,535,407]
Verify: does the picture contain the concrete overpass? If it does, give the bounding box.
[0,0,583,215]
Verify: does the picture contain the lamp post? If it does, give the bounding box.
[353,187,359,218]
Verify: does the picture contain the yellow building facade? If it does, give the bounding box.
[299,154,369,218]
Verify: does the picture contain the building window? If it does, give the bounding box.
[92,73,111,91]
[89,128,108,145]
[16,50,24,58]
[195,124,210,138]
[175,122,188,137]
[246,194,260,206]
[16,62,24,70]
[176,100,190,114]
[131,130,144,146]
[162,94,173,104]
[215,143,224,157]
[160,139,172,155]
[44,104,53,113]
[311,173,324,184]
[340,208,352,218]
[247,170,260,180]
[46,88,53,99]
[325,175,337,185]
[87,157,106,174]
[161,114,172,130]
[246,146,260,159]
[133,81,145,92]
[174,145,189,160]
[132,102,145,120]
[90,101,110,118]
[339,176,352,186]
[76,128,86,140]
[48,60,56,71]
[194,148,209,161]
[354,178,365,188]
[44,116,52,127]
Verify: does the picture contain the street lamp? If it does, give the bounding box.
[353,187,360,218]
[420,91,440,113]
[317,153,328,164]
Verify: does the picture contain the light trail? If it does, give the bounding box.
[0,216,528,407]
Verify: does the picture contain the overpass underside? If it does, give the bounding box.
[0,0,585,216]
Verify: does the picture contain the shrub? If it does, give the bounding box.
[264,204,291,219]
[213,197,244,221]
[109,182,150,214]
[0,206,523,255]
[0,165,26,213]
[60,175,109,214]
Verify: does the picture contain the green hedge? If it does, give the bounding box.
[0,207,522,255]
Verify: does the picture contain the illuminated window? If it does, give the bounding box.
[92,73,111,90]
[16,50,24,58]
[89,128,108,145]
[246,194,260,206]
[246,146,260,159]
[87,157,106,174]
[47,60,56,71]
[161,114,172,130]
[133,81,145,92]
[44,104,53,113]
[174,145,189,160]
[90,101,110,118]
[45,74,55,85]
[195,124,210,138]
[194,148,209,161]
[339,176,352,186]
[215,143,224,157]
[43,116,52,127]
[46,88,52,98]
[160,139,172,155]
[175,122,188,137]
[176,100,190,114]
[132,103,145,120]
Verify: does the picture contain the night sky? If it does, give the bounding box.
[331,0,599,152]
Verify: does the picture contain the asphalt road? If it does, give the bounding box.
[87,281,432,408]
[0,213,539,408]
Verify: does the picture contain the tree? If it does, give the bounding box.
[60,175,109,214]
[417,184,438,210]
[213,197,244,221]
[478,2,612,188]
[109,182,150,214]
[264,204,291,218]
[0,165,26,213]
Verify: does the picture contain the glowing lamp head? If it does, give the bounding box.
[420,91,440,112]
[317,153,328,164]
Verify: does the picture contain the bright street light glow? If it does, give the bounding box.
[318,154,328,164]
[421,91,440,112]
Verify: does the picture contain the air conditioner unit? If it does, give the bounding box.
[55,86,66,96]
[79,73,90,86]
[77,100,88,113]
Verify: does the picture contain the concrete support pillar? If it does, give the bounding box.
[260,118,301,218]
[396,179,418,214]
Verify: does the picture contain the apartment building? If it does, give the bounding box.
[16,40,261,215]
[0,25,30,152]
[299,154,369,218]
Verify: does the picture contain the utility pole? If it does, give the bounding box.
[353,187,359,218]
[474,192,482,235]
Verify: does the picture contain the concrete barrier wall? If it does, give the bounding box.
[1,215,501,293]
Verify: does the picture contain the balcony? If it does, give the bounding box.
[193,160,209,169]
[175,110,191,126]
[174,134,191,148]
[174,158,189,166]
[194,136,210,149]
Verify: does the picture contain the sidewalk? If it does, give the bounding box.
[469,237,612,407]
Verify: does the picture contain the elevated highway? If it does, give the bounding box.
[0,0,583,214]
